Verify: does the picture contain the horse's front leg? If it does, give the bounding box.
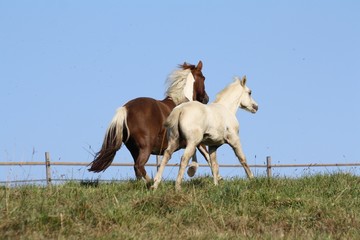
[209,146,220,186]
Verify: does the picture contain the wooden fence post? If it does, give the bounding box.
[266,156,272,178]
[45,152,52,186]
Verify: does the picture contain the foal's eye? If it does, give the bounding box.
[249,91,252,95]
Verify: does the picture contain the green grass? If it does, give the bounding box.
[1,173,359,239]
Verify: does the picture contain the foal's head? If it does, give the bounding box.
[180,61,209,104]
[238,76,258,113]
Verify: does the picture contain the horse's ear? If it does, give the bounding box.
[196,60,203,70]
[240,75,247,86]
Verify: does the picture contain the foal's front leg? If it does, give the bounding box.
[228,136,254,179]
[209,146,220,186]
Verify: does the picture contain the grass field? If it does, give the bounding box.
[1,173,359,239]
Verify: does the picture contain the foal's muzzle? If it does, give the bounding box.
[251,104,259,113]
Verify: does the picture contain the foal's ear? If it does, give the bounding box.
[240,75,247,86]
[196,60,203,71]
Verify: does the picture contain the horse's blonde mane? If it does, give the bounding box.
[214,77,241,103]
[165,68,192,105]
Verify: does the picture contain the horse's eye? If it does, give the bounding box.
[249,91,252,95]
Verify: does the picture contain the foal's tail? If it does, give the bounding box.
[164,106,182,140]
[88,107,129,172]
[166,106,202,178]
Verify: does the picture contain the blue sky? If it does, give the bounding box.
[1,1,359,182]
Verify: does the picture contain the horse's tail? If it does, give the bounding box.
[88,107,129,172]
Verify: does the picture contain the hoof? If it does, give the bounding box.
[146,180,154,190]
[187,162,199,177]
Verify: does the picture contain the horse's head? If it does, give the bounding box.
[180,61,209,104]
[237,76,258,113]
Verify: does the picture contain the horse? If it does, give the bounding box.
[88,61,209,186]
[151,75,258,191]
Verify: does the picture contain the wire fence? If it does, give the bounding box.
[1,152,359,186]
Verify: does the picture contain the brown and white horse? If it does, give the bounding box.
[89,61,209,185]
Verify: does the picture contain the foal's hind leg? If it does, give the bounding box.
[228,136,254,179]
[187,151,198,177]
[187,145,205,177]
[175,144,197,191]
[151,140,179,190]
[194,144,223,181]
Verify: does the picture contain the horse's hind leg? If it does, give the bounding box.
[228,137,254,179]
[130,147,152,184]
[175,144,197,191]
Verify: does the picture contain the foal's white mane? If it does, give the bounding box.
[165,69,194,105]
[214,77,244,113]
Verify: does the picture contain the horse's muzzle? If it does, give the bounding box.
[202,93,209,104]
